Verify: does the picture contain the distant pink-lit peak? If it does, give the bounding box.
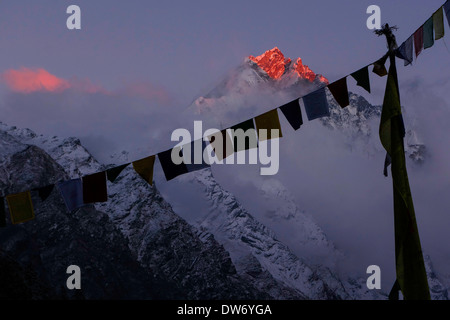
[248,47,328,83]
[249,47,289,79]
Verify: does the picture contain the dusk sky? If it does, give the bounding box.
[0,0,448,99]
[1,0,450,293]
[0,0,449,158]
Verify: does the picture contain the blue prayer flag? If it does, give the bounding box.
[444,2,450,28]
[302,88,330,121]
[57,178,84,212]
[395,36,413,66]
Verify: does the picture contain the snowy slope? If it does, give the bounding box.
[0,122,268,299]
[322,90,426,163]
[193,169,353,299]
[156,167,386,299]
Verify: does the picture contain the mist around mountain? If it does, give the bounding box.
[1,48,449,300]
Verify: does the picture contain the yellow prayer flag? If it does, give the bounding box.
[132,155,156,186]
[6,191,35,225]
[433,7,445,40]
[254,109,283,141]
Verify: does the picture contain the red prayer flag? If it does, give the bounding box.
[414,26,424,58]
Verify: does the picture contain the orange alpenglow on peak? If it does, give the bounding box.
[249,47,290,79]
[248,47,328,83]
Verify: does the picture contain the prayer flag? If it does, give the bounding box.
[82,171,108,204]
[254,109,283,141]
[302,87,330,121]
[327,77,349,108]
[184,140,210,173]
[380,64,430,300]
[6,191,35,225]
[230,119,258,152]
[414,26,424,57]
[58,178,84,212]
[372,56,388,77]
[207,129,234,161]
[350,66,371,93]
[107,163,130,183]
[158,148,188,181]
[0,196,6,227]
[445,2,450,28]
[395,36,413,66]
[33,184,54,202]
[279,99,303,130]
[433,7,445,40]
[423,17,434,49]
[132,155,156,186]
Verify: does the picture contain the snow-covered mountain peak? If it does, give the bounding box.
[248,47,291,80]
[248,47,328,84]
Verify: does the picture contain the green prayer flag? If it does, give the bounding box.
[0,196,6,227]
[350,66,371,93]
[132,155,156,186]
[423,17,434,49]
[433,7,445,40]
[107,163,130,183]
[6,191,35,225]
[379,65,430,300]
[254,109,283,141]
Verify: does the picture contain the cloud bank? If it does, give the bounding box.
[0,67,181,163]
[2,68,71,93]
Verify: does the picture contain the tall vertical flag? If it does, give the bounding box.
[379,64,430,300]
